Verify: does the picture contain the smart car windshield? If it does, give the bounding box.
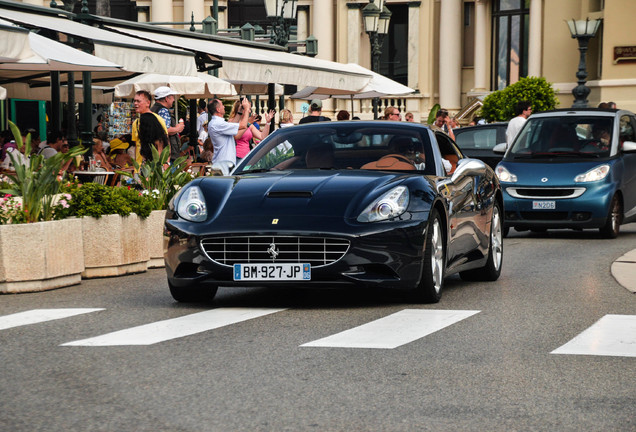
[508,116,613,159]
[236,124,437,175]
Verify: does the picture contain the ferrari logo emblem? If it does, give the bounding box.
[272,219,279,224]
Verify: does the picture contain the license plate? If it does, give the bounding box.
[532,200,556,210]
[233,263,311,281]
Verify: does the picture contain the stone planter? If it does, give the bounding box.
[0,218,84,293]
[145,209,167,268]
[81,214,149,278]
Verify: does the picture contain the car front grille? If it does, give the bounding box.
[519,212,569,221]
[200,236,351,268]
[506,187,586,199]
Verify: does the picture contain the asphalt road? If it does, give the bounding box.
[1,225,635,432]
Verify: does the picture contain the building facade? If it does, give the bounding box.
[19,0,636,121]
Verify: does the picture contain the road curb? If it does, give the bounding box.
[611,249,636,294]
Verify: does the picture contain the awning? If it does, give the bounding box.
[0,85,6,100]
[0,7,197,76]
[114,72,236,98]
[291,64,415,100]
[2,82,113,104]
[106,25,372,91]
[0,31,123,72]
[0,19,32,61]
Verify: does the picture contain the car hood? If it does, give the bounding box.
[498,160,612,186]
[195,171,432,228]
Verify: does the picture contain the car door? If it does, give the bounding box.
[620,114,636,222]
[435,132,480,268]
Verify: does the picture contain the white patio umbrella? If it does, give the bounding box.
[291,64,414,100]
[1,82,113,104]
[114,72,236,98]
[0,85,6,100]
[291,63,414,115]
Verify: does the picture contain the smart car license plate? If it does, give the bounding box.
[233,264,311,281]
[532,200,556,210]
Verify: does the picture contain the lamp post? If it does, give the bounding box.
[264,0,298,48]
[566,18,602,108]
[362,0,391,119]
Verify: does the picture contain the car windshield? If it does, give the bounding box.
[235,124,437,175]
[508,116,613,159]
[455,126,502,150]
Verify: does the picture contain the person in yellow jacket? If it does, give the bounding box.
[131,90,169,166]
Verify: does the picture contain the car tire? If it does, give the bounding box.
[169,281,218,303]
[599,194,622,239]
[460,200,504,281]
[410,209,445,303]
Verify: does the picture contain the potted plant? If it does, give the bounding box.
[120,145,193,268]
[64,182,154,278]
[0,122,86,293]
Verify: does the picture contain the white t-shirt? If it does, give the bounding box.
[39,146,58,159]
[208,115,239,165]
[506,116,527,146]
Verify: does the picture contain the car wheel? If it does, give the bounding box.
[599,195,622,239]
[410,209,445,303]
[168,281,218,303]
[460,200,503,281]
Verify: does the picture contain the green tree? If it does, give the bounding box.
[480,77,560,123]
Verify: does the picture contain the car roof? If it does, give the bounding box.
[454,122,508,133]
[529,108,634,118]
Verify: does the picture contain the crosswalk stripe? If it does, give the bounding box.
[551,314,636,358]
[0,308,105,331]
[61,307,286,346]
[300,309,480,349]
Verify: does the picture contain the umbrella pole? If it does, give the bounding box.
[350,95,354,117]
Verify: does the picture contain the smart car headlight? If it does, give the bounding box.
[358,186,409,223]
[574,164,610,183]
[177,185,208,222]
[495,165,517,183]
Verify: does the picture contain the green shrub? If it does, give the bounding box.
[480,77,560,122]
[65,183,153,219]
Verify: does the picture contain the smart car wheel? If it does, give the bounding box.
[410,209,445,303]
[168,281,218,303]
[460,200,503,281]
[599,195,622,239]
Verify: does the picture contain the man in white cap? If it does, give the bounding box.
[151,86,185,162]
[298,99,331,124]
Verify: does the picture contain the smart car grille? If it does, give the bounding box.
[200,236,350,268]
[506,187,586,199]
[520,212,569,221]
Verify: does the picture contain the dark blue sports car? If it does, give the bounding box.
[165,121,503,303]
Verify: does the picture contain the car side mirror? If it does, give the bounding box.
[493,143,507,154]
[622,141,636,153]
[450,158,487,182]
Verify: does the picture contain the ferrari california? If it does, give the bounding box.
[164,121,503,303]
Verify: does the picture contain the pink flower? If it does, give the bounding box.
[59,199,69,209]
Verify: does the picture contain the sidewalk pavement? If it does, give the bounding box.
[611,249,636,294]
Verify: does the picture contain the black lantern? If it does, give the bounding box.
[567,18,602,108]
[362,0,391,118]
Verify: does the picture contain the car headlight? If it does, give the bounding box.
[495,165,517,182]
[357,186,409,223]
[574,164,610,183]
[177,185,208,222]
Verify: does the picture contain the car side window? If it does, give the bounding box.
[435,132,462,175]
[620,115,636,144]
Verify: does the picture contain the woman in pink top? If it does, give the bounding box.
[229,100,275,161]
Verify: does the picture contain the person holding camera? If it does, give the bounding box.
[207,97,249,166]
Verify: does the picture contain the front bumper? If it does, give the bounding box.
[502,182,613,229]
[164,219,428,291]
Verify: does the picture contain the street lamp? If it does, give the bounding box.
[265,0,298,48]
[566,17,602,108]
[362,0,391,118]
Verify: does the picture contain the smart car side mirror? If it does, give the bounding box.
[622,141,636,153]
[493,143,507,154]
